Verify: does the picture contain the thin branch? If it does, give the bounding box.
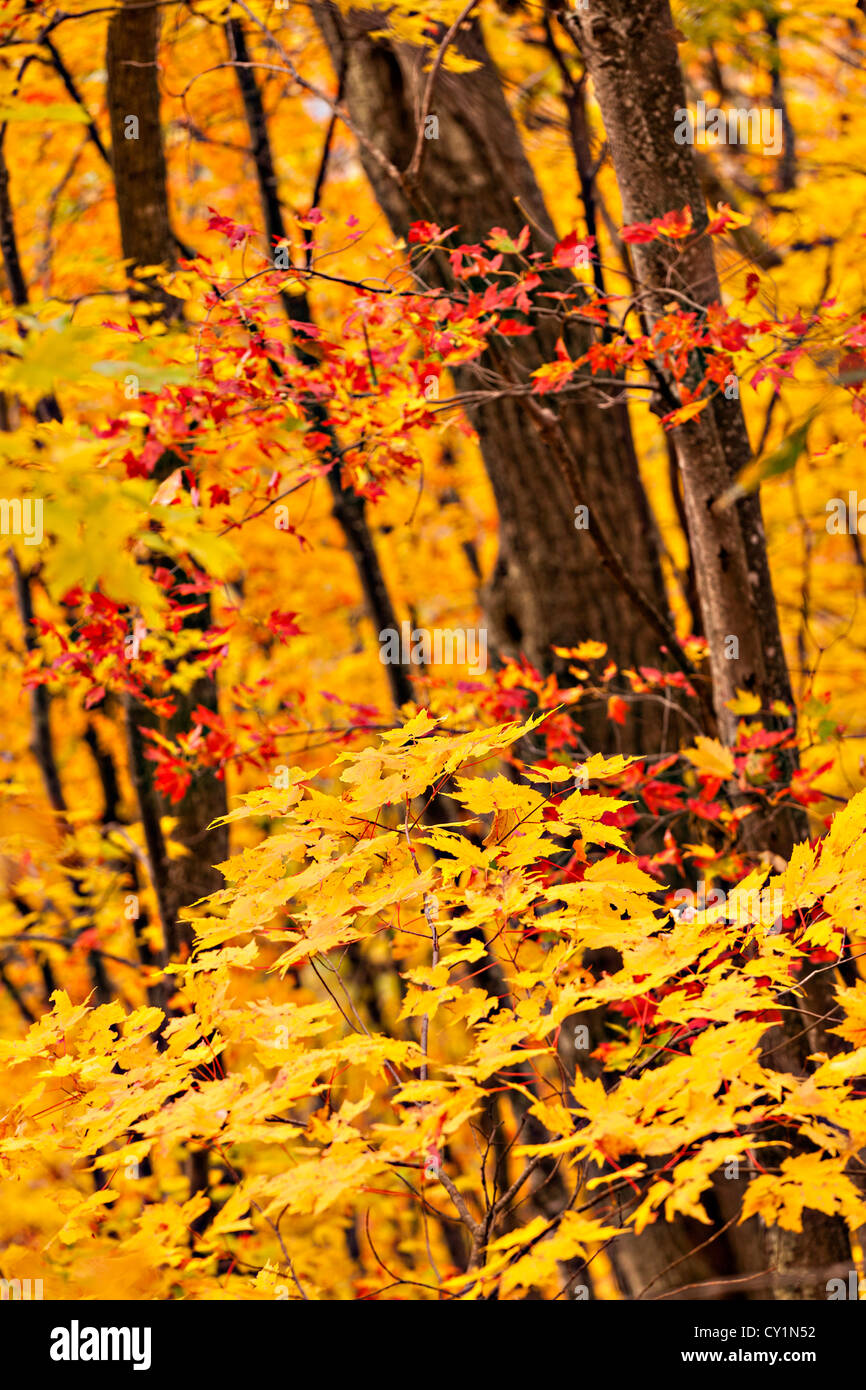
[405,1,478,184]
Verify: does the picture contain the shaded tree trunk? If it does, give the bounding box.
[565,0,852,1298]
[107,0,228,961]
[106,0,178,316]
[310,4,687,752]
[305,4,729,1294]
[107,0,229,1228]
[564,0,792,758]
[766,13,798,195]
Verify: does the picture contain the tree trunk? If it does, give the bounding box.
[566,0,852,1297]
[107,0,228,957]
[107,0,228,1227]
[310,4,685,752]
[106,0,178,315]
[766,14,798,195]
[564,0,792,756]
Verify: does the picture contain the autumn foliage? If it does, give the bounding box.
[1,0,866,1303]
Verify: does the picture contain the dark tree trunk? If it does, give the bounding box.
[564,0,793,757]
[106,0,177,314]
[565,0,852,1298]
[106,0,228,964]
[766,14,798,195]
[310,4,686,752]
[107,0,229,1225]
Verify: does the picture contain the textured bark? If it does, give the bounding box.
[566,0,852,1297]
[107,0,228,965]
[106,0,176,309]
[311,5,684,752]
[107,0,228,1225]
[565,0,792,755]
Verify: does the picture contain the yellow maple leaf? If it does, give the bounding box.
[685,736,735,778]
[725,688,762,715]
[552,641,608,660]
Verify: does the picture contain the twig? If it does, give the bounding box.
[403,797,439,1083]
[405,1,478,184]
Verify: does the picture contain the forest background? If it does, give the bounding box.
[1,0,866,1302]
